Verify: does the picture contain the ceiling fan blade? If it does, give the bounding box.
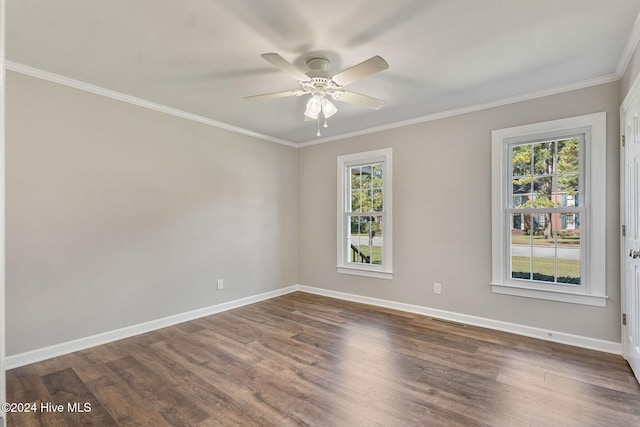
[244,90,304,101]
[261,53,310,82]
[331,56,389,87]
[333,91,386,110]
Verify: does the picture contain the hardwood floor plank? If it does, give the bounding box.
[132,346,268,426]
[40,367,118,426]
[150,341,299,426]
[7,291,640,426]
[85,372,173,427]
[106,355,209,426]
[5,370,67,427]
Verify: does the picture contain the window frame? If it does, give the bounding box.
[507,134,586,289]
[491,112,607,307]
[337,148,393,279]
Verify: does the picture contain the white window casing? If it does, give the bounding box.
[491,112,607,307]
[337,148,393,279]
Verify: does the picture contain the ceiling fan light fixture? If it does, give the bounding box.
[247,53,389,135]
[304,94,323,119]
[322,98,338,118]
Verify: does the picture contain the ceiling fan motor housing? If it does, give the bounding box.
[305,57,331,75]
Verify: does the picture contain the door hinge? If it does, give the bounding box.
[622,135,626,146]
[623,313,627,325]
[623,225,626,237]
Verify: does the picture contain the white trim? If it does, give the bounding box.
[4,61,297,148]
[5,286,297,369]
[620,101,627,360]
[491,283,607,307]
[491,112,607,306]
[616,10,640,77]
[336,266,393,280]
[5,284,622,369]
[336,148,393,277]
[297,74,619,147]
[297,285,621,354]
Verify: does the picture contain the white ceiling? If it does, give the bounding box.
[7,0,640,144]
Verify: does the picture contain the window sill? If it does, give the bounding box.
[337,266,393,280]
[491,283,607,307]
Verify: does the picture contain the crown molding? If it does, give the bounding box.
[297,73,620,147]
[5,61,297,147]
[6,61,621,149]
[616,10,640,77]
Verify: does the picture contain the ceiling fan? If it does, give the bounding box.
[244,53,389,136]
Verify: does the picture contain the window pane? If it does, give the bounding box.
[557,173,579,206]
[513,178,531,194]
[372,189,383,211]
[349,216,365,263]
[532,177,553,208]
[369,216,383,265]
[557,213,581,284]
[512,213,523,230]
[532,242,555,283]
[351,166,362,190]
[512,144,531,177]
[557,139,579,173]
[372,164,383,188]
[513,178,532,207]
[351,189,363,212]
[512,195,529,209]
[511,214,532,280]
[361,165,372,189]
[361,190,372,212]
[533,141,554,175]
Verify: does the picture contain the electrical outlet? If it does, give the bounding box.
[434,282,442,294]
[217,279,224,290]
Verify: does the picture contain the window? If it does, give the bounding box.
[337,148,392,279]
[491,112,606,306]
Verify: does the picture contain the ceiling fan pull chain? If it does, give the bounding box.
[317,117,321,137]
[323,118,329,129]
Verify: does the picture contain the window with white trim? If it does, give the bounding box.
[337,148,392,279]
[491,112,607,306]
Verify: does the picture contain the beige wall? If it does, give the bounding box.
[5,70,624,355]
[6,71,298,355]
[298,81,621,342]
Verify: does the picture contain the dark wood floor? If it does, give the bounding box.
[6,292,640,426]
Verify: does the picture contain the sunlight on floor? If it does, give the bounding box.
[333,321,402,422]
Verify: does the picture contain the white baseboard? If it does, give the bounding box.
[6,283,622,369]
[296,285,622,355]
[6,285,298,369]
